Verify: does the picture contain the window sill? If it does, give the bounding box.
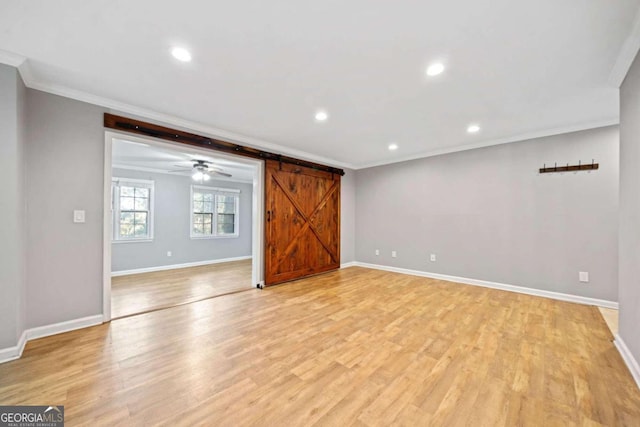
[112,238,154,244]
[190,235,239,240]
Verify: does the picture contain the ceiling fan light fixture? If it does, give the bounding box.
[169,159,231,179]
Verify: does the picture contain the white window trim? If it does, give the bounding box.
[112,177,155,242]
[190,185,240,239]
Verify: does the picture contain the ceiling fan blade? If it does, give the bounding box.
[210,171,232,178]
[167,169,190,173]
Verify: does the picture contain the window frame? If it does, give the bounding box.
[111,177,155,243]
[190,185,240,239]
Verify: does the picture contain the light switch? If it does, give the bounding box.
[73,210,86,223]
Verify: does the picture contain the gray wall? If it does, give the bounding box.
[340,168,356,264]
[0,65,26,348]
[356,126,619,302]
[111,168,252,272]
[619,52,640,362]
[25,89,105,328]
[16,85,358,334]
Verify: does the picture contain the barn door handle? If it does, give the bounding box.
[267,211,270,222]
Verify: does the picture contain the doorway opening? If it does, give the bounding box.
[103,131,264,320]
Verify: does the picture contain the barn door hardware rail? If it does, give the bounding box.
[104,113,345,176]
[539,160,599,174]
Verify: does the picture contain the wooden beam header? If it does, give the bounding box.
[104,113,345,176]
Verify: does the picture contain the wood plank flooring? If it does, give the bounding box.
[111,259,252,318]
[598,307,619,336]
[2,267,639,426]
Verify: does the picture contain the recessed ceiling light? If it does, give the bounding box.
[467,124,481,133]
[388,143,399,151]
[315,111,328,122]
[426,62,445,77]
[171,47,192,62]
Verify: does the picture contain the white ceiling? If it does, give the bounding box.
[1,1,639,168]
[112,138,256,183]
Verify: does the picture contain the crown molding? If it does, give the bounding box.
[0,49,26,67]
[0,49,622,171]
[29,79,355,169]
[609,5,640,88]
[354,118,619,170]
[0,49,353,170]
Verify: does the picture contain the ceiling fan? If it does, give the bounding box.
[169,159,232,181]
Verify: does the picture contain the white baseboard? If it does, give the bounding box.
[111,256,252,277]
[0,315,103,365]
[26,314,103,342]
[340,261,357,269]
[614,334,640,390]
[0,331,27,364]
[352,262,619,309]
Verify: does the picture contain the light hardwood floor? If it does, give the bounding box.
[111,259,252,318]
[598,307,619,335]
[2,267,639,426]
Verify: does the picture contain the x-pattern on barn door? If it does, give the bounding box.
[265,160,341,286]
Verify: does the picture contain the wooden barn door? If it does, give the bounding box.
[265,160,341,286]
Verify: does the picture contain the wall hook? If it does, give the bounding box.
[539,160,599,174]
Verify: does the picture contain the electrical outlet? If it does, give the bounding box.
[579,271,589,283]
[375,249,380,256]
[391,251,397,258]
[167,251,172,257]
[73,210,86,223]
[430,254,436,262]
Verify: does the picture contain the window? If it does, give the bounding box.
[112,178,154,241]
[191,185,240,238]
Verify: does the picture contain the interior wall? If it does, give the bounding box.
[17,64,27,341]
[19,86,355,331]
[355,126,619,302]
[16,67,620,341]
[619,51,640,364]
[25,89,105,328]
[111,168,253,272]
[0,64,26,348]
[340,168,356,264]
